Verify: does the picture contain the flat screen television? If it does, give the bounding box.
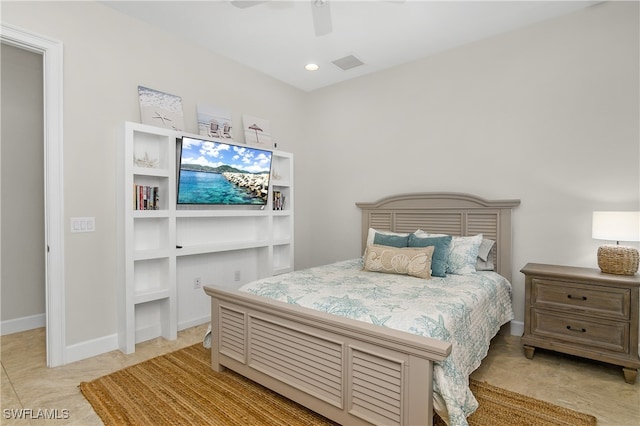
[177,136,272,207]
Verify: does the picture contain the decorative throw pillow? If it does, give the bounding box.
[447,234,483,275]
[366,228,410,248]
[407,234,452,277]
[477,239,495,262]
[476,239,496,271]
[373,232,409,248]
[415,231,491,274]
[476,257,495,271]
[363,244,434,279]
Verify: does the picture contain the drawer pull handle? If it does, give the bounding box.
[566,325,586,333]
[567,295,587,301]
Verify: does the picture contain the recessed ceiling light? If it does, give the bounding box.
[305,63,319,71]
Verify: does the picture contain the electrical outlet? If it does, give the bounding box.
[194,277,201,289]
[234,270,241,281]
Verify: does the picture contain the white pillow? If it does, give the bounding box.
[446,234,483,275]
[413,229,439,237]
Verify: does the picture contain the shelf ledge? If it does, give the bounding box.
[133,167,170,177]
[133,210,170,219]
[133,250,171,261]
[176,209,268,218]
[134,289,170,304]
[175,241,270,256]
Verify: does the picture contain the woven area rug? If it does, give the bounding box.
[80,344,597,426]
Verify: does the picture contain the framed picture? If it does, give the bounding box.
[138,86,184,131]
[242,114,273,148]
[197,104,233,140]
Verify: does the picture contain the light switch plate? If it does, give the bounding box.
[70,217,95,233]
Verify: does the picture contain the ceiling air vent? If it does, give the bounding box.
[332,54,364,71]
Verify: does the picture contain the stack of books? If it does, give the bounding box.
[134,185,159,210]
[273,191,286,210]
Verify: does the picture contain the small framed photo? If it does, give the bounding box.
[138,86,184,131]
[242,114,273,148]
[197,104,233,140]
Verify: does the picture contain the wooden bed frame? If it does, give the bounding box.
[204,192,520,426]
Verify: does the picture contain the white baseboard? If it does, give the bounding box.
[510,320,524,337]
[178,315,210,332]
[0,313,45,336]
[135,324,162,345]
[65,319,211,365]
[65,333,118,364]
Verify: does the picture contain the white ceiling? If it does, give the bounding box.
[103,0,601,92]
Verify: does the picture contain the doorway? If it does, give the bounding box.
[1,24,65,367]
[1,43,45,336]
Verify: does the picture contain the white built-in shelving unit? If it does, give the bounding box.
[117,122,294,354]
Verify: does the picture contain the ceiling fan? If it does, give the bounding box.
[231,0,333,37]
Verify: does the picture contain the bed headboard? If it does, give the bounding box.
[356,192,521,282]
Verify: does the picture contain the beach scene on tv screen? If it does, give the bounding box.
[178,138,272,205]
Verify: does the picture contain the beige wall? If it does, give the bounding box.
[0,43,45,324]
[298,1,640,328]
[1,1,637,351]
[1,1,307,346]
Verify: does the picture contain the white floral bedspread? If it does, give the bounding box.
[239,258,514,426]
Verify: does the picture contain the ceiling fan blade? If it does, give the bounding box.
[230,1,265,9]
[311,0,332,36]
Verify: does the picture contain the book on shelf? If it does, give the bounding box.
[273,191,286,210]
[133,184,160,210]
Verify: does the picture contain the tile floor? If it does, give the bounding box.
[470,335,639,426]
[1,326,638,425]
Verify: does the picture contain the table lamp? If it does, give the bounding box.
[592,211,640,275]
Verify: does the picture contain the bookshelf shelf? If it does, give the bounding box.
[133,210,170,219]
[175,209,268,218]
[134,288,171,305]
[175,241,271,257]
[133,250,172,261]
[118,122,294,354]
[133,167,169,177]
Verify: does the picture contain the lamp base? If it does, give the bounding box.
[597,245,639,275]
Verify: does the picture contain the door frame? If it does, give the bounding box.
[1,23,65,367]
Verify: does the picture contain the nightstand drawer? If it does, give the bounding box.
[531,310,629,353]
[532,279,630,320]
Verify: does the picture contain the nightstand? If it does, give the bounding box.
[521,263,640,384]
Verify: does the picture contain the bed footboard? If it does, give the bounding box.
[204,286,451,426]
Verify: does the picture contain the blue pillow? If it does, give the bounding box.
[408,234,452,277]
[373,232,409,248]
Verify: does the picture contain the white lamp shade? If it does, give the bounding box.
[592,211,640,242]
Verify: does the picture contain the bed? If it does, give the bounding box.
[204,192,520,426]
